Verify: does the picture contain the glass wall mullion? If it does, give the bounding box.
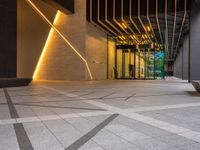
[134,49,136,79]
[122,52,125,78]
[145,48,147,79]
[154,49,156,79]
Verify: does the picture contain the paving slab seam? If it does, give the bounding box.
[65,114,119,150]
[25,89,120,149]
[28,104,66,149]
[0,111,113,125]
[3,88,33,150]
[1,101,200,125]
[41,86,200,143]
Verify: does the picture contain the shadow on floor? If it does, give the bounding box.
[185,91,200,97]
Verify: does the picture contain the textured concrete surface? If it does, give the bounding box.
[17,0,108,80]
[1,78,200,150]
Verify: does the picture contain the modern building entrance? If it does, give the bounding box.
[115,46,165,80]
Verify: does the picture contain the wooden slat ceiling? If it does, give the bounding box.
[87,0,191,60]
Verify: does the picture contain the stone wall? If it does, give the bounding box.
[17,0,108,80]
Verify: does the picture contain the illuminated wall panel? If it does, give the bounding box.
[108,37,116,79]
[17,0,56,78]
[18,0,107,80]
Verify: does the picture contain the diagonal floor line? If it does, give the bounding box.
[124,93,136,101]
[0,102,7,105]
[65,114,119,150]
[98,92,116,99]
[14,103,106,111]
[3,88,33,150]
[12,95,125,104]
[0,111,113,125]
[40,86,200,143]
[84,100,200,143]
[2,100,200,125]
[41,85,200,112]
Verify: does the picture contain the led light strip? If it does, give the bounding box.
[105,0,124,36]
[121,0,139,44]
[171,0,177,56]
[138,0,152,43]
[156,0,164,44]
[113,0,129,34]
[174,0,187,57]
[26,0,93,80]
[89,0,112,36]
[97,0,118,36]
[33,12,60,80]
[147,0,158,44]
[129,0,141,34]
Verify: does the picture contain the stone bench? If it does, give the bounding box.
[191,81,200,92]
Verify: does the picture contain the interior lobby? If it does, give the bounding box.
[1,0,200,150]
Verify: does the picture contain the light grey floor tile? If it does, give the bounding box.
[31,106,56,116]
[102,142,142,150]
[131,138,173,150]
[0,125,19,150]
[23,122,64,150]
[78,140,104,150]
[105,124,150,141]
[1,79,200,150]
[15,105,36,118]
[155,134,196,147]
[83,115,111,125]
[65,117,97,134]
[92,130,129,146]
[43,119,83,147]
[0,106,11,119]
[178,143,200,150]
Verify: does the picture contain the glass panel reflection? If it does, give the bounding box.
[115,48,164,80]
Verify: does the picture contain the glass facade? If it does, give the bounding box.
[115,47,165,80]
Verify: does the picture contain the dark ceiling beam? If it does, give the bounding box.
[41,0,74,14]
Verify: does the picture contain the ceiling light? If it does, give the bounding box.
[122,23,127,29]
[147,26,151,32]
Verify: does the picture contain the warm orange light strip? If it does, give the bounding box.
[138,0,152,43]
[97,0,118,36]
[105,0,123,36]
[121,0,139,44]
[113,0,129,35]
[33,12,60,80]
[90,0,112,35]
[147,0,158,44]
[26,0,93,80]
[130,0,141,34]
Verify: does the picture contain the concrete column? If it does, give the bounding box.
[190,4,200,80]
[182,35,189,80]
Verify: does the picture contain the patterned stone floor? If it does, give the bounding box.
[1,78,200,150]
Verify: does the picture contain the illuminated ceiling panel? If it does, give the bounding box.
[87,0,191,59]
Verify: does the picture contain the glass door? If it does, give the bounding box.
[116,49,135,79]
[146,50,155,79]
[115,47,163,80]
